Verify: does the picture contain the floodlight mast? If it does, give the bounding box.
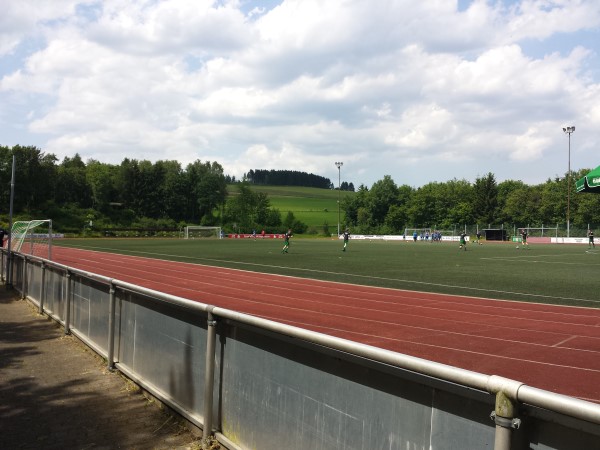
[562,126,575,238]
[335,162,343,236]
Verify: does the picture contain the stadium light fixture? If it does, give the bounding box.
[335,162,343,236]
[563,126,575,237]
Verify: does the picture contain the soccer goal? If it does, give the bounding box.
[184,226,223,239]
[516,225,559,238]
[10,219,53,260]
[404,228,432,239]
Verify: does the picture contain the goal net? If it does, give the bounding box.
[516,226,559,238]
[184,226,223,239]
[10,219,53,260]
[404,228,432,239]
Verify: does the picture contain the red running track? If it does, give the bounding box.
[54,247,600,403]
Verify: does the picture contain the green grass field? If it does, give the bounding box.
[55,238,600,309]
[228,185,354,228]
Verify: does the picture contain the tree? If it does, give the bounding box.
[86,160,116,213]
[496,180,527,224]
[368,175,399,226]
[501,184,542,225]
[472,173,498,224]
[341,184,370,231]
[186,160,227,224]
[159,160,188,222]
[0,145,58,212]
[225,182,282,232]
[283,211,307,234]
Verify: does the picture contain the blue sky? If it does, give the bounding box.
[1,0,600,188]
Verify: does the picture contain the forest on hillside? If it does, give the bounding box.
[244,169,355,191]
[1,145,599,236]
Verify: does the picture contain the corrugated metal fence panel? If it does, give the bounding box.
[217,324,496,450]
[46,266,66,320]
[115,291,207,414]
[71,275,110,353]
[26,260,41,303]
[22,260,62,319]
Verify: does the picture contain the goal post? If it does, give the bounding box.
[403,227,432,238]
[184,226,223,239]
[10,219,53,260]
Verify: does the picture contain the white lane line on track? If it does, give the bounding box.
[260,316,600,374]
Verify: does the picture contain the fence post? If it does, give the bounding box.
[64,271,71,335]
[487,375,523,450]
[21,256,27,300]
[202,307,218,449]
[39,262,46,314]
[107,282,116,371]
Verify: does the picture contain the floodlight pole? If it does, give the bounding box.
[563,126,575,238]
[335,162,343,236]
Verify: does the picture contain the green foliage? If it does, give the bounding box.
[3,143,600,237]
[283,211,307,234]
[224,182,282,232]
[341,172,600,235]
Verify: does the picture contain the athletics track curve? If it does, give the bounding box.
[53,247,600,404]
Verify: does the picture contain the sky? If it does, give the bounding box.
[1,0,600,189]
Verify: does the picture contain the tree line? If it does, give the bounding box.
[2,145,599,236]
[245,169,330,189]
[245,169,355,191]
[341,172,600,236]
[0,146,250,233]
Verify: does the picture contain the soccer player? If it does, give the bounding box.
[459,232,467,251]
[520,229,529,249]
[475,231,482,245]
[282,229,293,253]
[588,229,595,249]
[342,228,350,252]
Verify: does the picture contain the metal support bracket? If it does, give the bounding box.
[490,411,521,430]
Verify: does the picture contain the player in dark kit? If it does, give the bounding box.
[282,229,292,253]
[588,229,595,249]
[520,229,529,249]
[459,232,467,251]
[342,228,350,252]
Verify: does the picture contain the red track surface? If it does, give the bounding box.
[54,247,600,403]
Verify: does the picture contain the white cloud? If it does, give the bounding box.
[1,0,600,187]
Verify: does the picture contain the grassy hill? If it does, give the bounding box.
[227,184,356,230]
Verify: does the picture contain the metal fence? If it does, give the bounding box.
[2,250,600,450]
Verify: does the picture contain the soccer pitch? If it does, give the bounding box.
[55,238,600,308]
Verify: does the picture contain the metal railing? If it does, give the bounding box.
[2,250,599,450]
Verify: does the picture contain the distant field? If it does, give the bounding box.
[227,184,355,228]
[55,238,600,308]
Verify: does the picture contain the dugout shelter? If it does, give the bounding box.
[484,228,507,241]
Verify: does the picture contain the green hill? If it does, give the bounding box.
[227,184,355,230]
